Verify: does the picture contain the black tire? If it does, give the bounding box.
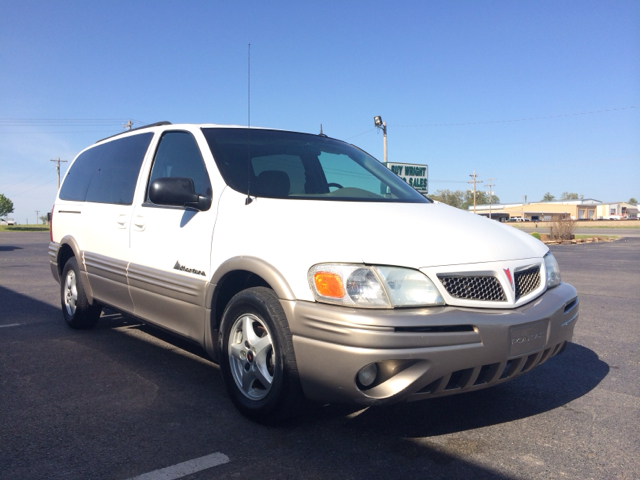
[60,257,101,329]
[219,287,305,423]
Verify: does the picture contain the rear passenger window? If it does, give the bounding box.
[60,133,153,204]
[147,131,212,201]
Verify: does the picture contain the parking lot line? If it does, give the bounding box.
[127,452,230,480]
[0,323,20,328]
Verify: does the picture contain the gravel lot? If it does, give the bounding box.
[0,232,638,479]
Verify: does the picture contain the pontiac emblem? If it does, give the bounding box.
[504,268,514,291]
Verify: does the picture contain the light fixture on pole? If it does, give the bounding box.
[373,115,387,164]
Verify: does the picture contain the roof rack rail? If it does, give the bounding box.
[95,121,172,144]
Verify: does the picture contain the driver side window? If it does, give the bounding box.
[147,131,212,202]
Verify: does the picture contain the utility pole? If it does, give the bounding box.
[123,120,133,130]
[35,210,40,225]
[50,157,68,189]
[486,178,495,220]
[468,171,483,214]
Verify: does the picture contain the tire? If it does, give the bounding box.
[60,257,101,329]
[219,287,305,423]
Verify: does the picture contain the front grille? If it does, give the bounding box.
[437,275,506,302]
[514,266,540,300]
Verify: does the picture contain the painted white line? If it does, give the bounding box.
[0,323,20,328]
[128,452,230,480]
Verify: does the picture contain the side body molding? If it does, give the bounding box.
[204,256,297,361]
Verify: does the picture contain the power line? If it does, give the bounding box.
[0,163,49,189]
[0,118,147,129]
[345,128,376,140]
[0,118,132,125]
[0,130,120,135]
[10,178,56,197]
[430,179,468,184]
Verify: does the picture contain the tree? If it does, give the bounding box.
[541,192,555,201]
[39,215,49,224]
[429,189,464,208]
[461,190,500,211]
[629,198,638,205]
[0,193,14,217]
[560,192,580,200]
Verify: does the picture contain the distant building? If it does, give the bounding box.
[470,199,638,221]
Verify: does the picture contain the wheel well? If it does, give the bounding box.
[57,244,75,277]
[211,270,271,329]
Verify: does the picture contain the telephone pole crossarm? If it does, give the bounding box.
[50,157,68,190]
[468,171,483,214]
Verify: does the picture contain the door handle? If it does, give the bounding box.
[116,214,127,229]
[133,215,145,231]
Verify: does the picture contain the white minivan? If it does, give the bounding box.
[50,122,579,421]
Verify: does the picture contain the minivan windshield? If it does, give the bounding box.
[202,128,429,203]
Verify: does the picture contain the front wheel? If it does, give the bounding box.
[60,257,101,329]
[219,287,305,422]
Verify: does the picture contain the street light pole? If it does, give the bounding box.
[374,116,387,164]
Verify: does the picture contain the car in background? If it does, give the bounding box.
[0,218,15,225]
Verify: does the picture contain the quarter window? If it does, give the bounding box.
[60,133,153,204]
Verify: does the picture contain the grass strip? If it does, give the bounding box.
[0,225,49,232]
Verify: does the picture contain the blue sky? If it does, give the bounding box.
[1,0,638,223]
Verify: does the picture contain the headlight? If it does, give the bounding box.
[308,264,445,308]
[544,252,561,288]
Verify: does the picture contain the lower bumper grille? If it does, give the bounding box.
[414,341,567,398]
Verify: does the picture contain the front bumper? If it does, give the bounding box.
[281,282,578,405]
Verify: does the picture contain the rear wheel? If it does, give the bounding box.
[219,287,305,422]
[60,257,101,329]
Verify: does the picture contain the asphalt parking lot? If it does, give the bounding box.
[1,232,638,480]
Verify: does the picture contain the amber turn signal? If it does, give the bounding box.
[314,272,345,298]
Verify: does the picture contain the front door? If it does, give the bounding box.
[129,130,217,342]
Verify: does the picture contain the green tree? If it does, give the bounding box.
[560,192,580,200]
[0,193,14,217]
[461,190,500,210]
[629,197,638,205]
[430,189,464,208]
[39,215,49,224]
[541,192,555,201]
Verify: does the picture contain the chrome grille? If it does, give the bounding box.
[437,275,506,302]
[515,266,540,300]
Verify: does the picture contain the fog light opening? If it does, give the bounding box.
[357,363,379,388]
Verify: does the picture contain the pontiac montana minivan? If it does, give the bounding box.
[49,122,579,421]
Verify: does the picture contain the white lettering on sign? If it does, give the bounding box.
[385,162,429,193]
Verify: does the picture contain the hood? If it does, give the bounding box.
[216,190,548,270]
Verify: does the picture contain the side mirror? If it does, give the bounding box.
[149,177,211,211]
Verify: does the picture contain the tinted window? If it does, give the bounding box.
[59,147,101,201]
[147,131,212,201]
[202,128,428,203]
[60,133,153,204]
